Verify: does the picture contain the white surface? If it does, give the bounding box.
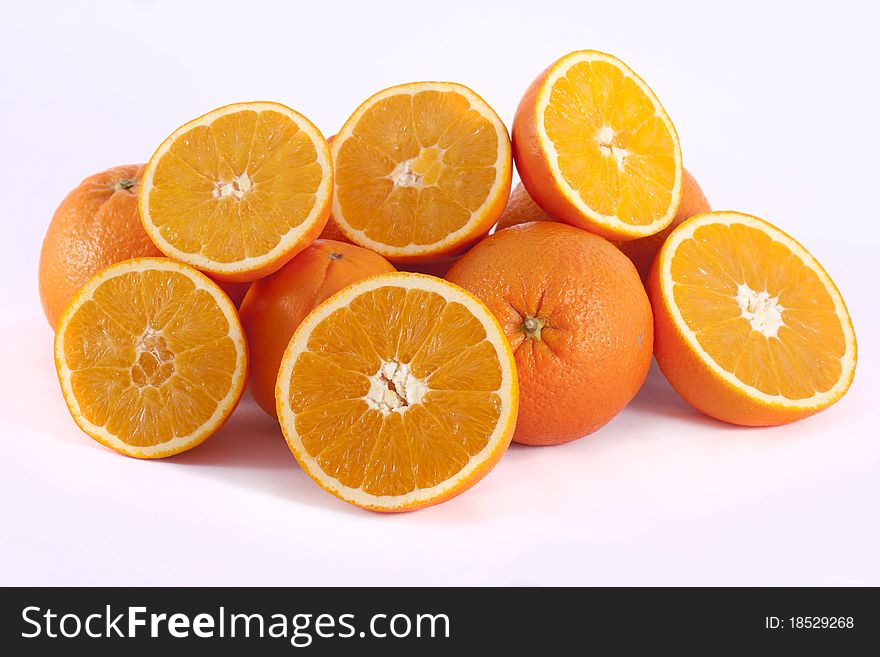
[1,0,878,586]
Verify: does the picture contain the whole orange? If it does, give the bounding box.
[39,165,160,328]
[38,164,250,328]
[446,221,652,445]
[495,169,711,282]
[239,239,395,416]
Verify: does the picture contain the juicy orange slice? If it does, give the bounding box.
[648,211,857,426]
[54,258,248,458]
[513,50,682,240]
[331,82,512,263]
[139,102,333,282]
[275,272,518,511]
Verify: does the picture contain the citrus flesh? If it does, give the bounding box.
[513,50,682,240]
[332,82,512,262]
[649,211,857,425]
[140,102,332,282]
[275,272,518,511]
[54,258,248,458]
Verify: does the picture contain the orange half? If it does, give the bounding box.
[140,102,333,282]
[513,50,682,240]
[54,258,248,457]
[331,82,512,262]
[648,211,857,425]
[275,272,518,511]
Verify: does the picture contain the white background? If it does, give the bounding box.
[1,0,878,585]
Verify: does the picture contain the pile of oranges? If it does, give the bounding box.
[40,50,857,512]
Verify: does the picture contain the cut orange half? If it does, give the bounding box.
[54,258,248,458]
[648,211,857,426]
[513,50,682,240]
[331,82,512,263]
[275,272,518,511]
[140,102,333,282]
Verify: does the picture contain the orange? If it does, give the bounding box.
[330,82,512,263]
[239,239,395,417]
[614,169,710,280]
[39,164,160,328]
[494,180,554,230]
[316,135,353,244]
[37,164,251,326]
[317,215,351,243]
[275,272,518,511]
[446,221,652,445]
[648,211,857,426]
[396,256,460,278]
[54,258,248,458]
[139,102,333,282]
[496,169,711,281]
[513,50,682,240]
[215,280,251,308]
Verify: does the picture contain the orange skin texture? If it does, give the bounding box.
[37,163,252,327]
[396,257,459,278]
[446,222,653,444]
[496,170,711,282]
[216,280,251,308]
[494,180,553,230]
[646,218,856,427]
[318,215,352,243]
[39,165,160,328]
[240,240,395,416]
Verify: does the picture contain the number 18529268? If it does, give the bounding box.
[765,617,854,629]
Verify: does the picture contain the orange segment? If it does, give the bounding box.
[648,211,857,426]
[331,82,512,263]
[275,272,518,511]
[54,258,248,458]
[513,50,682,240]
[140,102,332,282]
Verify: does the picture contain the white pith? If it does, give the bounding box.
[660,212,857,408]
[212,171,252,200]
[535,50,682,237]
[391,162,419,188]
[365,361,427,414]
[389,158,429,189]
[735,283,785,338]
[330,82,511,258]
[596,125,629,168]
[140,102,332,276]
[275,273,517,509]
[54,258,248,458]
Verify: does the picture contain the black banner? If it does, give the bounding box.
[1,587,876,653]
